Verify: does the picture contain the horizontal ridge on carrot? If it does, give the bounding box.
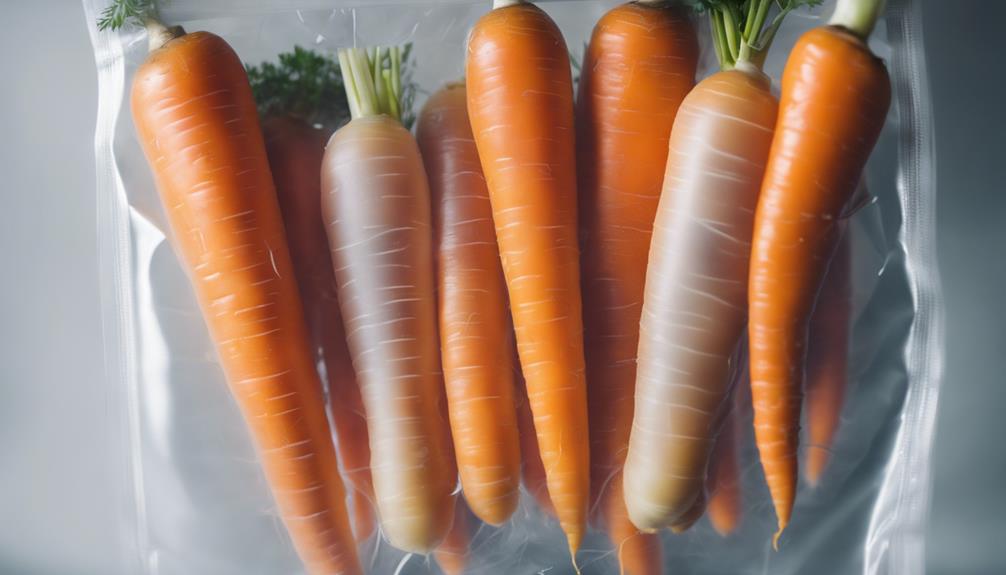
[624,0,805,533]
[417,81,521,526]
[748,0,891,546]
[249,48,378,542]
[321,46,456,553]
[466,0,590,558]
[576,1,697,570]
[110,2,362,571]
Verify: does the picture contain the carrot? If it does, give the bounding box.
[623,0,808,532]
[576,2,696,570]
[748,0,890,544]
[707,394,742,536]
[249,48,379,541]
[260,114,377,542]
[110,4,362,572]
[804,227,852,486]
[514,353,555,518]
[416,82,521,526]
[434,501,474,575]
[321,47,456,553]
[466,0,590,557]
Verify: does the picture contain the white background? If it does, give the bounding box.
[0,0,1002,573]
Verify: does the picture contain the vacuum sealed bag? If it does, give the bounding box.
[83,0,942,573]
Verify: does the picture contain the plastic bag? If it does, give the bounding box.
[83,1,942,573]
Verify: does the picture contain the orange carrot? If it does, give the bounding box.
[514,352,555,518]
[416,82,521,526]
[748,0,891,544]
[707,397,742,536]
[120,11,361,573]
[260,114,377,542]
[321,47,456,553]
[500,328,553,519]
[623,0,791,532]
[434,501,474,575]
[804,227,852,486]
[576,2,696,571]
[466,0,590,557]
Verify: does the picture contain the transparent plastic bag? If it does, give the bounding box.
[83,1,942,573]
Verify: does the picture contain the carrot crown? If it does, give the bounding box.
[96,0,183,51]
[338,46,412,125]
[249,45,416,130]
[829,0,887,39]
[687,0,821,70]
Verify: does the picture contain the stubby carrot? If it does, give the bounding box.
[111,4,362,572]
[416,82,521,526]
[576,2,697,571]
[321,47,456,553]
[466,0,590,557]
[748,0,891,544]
[624,0,809,532]
[804,228,852,486]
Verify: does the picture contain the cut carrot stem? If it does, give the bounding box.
[467,0,590,559]
[417,81,521,526]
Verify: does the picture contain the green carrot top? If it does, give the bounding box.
[248,45,416,131]
[687,0,821,70]
[338,46,415,127]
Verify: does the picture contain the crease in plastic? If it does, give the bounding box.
[864,1,943,573]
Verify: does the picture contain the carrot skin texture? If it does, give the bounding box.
[321,115,456,553]
[576,3,696,569]
[416,83,521,526]
[515,357,555,517]
[131,32,361,575]
[262,116,377,542]
[624,68,777,531]
[707,403,742,536]
[804,229,852,486]
[466,2,590,555]
[748,26,891,540]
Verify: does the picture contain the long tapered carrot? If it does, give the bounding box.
[623,0,798,532]
[576,2,696,570]
[260,114,377,542]
[118,9,361,573]
[416,82,521,526]
[748,0,890,544]
[804,227,852,486]
[466,0,590,557]
[321,47,456,553]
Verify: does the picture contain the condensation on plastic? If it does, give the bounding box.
[83,1,942,573]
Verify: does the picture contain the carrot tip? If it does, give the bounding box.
[569,544,581,575]
[805,448,828,487]
[772,526,785,551]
